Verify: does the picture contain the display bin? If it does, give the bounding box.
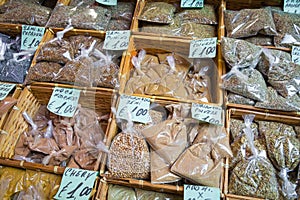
[27,28,126,91]
[0,83,22,130]
[98,96,228,198]
[219,0,300,116]
[0,84,117,173]
[119,34,224,105]
[224,108,300,200]
[131,0,221,40]
[47,0,137,32]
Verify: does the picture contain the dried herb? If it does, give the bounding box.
[223,67,268,102]
[180,22,216,38]
[139,2,176,24]
[221,37,262,68]
[230,118,259,140]
[224,8,278,38]
[258,121,300,171]
[227,93,255,106]
[273,10,300,48]
[107,184,136,200]
[244,35,273,46]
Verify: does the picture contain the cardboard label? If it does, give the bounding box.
[184,185,220,200]
[181,0,204,8]
[189,37,217,58]
[21,25,45,50]
[103,30,130,50]
[54,168,98,200]
[96,0,117,5]
[116,95,151,123]
[0,83,15,100]
[284,0,300,14]
[47,87,80,117]
[192,103,223,126]
[292,46,300,64]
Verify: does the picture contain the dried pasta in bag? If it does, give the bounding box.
[224,8,277,38]
[139,2,176,24]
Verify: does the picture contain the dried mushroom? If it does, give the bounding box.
[224,8,277,38]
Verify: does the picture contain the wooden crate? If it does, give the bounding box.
[119,34,224,105]
[27,28,126,91]
[0,84,117,173]
[224,108,300,199]
[132,0,221,40]
[98,96,227,197]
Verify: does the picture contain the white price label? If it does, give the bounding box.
[181,0,204,8]
[189,37,217,58]
[292,46,300,64]
[191,103,223,126]
[184,185,220,200]
[96,0,117,6]
[116,95,151,124]
[284,0,300,14]
[54,168,98,200]
[0,83,15,100]
[103,30,130,50]
[21,25,45,50]
[47,87,80,117]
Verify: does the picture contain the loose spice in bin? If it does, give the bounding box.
[0,166,61,199]
[26,29,122,88]
[137,1,217,38]
[228,112,300,199]
[106,102,232,190]
[221,37,300,112]
[0,0,55,26]
[124,49,220,103]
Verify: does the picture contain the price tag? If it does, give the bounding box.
[0,83,15,100]
[103,30,130,50]
[54,168,98,200]
[116,95,151,124]
[47,87,80,117]
[96,0,117,6]
[21,25,45,50]
[184,185,220,200]
[284,0,300,14]
[192,103,223,126]
[181,0,204,8]
[189,37,217,58]
[291,46,300,64]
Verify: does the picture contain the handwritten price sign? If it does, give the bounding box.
[0,83,15,100]
[284,0,300,14]
[103,30,130,50]
[47,87,80,117]
[96,0,117,6]
[21,25,45,50]
[189,37,217,58]
[292,46,300,64]
[191,103,223,126]
[54,168,98,200]
[184,185,220,200]
[181,0,203,8]
[116,95,151,123]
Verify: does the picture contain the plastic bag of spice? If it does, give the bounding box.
[107,2,135,21]
[224,8,278,38]
[0,96,17,117]
[135,188,183,200]
[221,37,262,68]
[229,114,279,199]
[273,10,300,48]
[107,184,136,200]
[0,0,52,26]
[227,92,255,106]
[138,2,176,24]
[222,67,268,102]
[244,35,274,46]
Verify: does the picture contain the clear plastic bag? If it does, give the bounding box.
[107,2,135,21]
[229,114,279,199]
[222,67,268,102]
[138,2,176,24]
[244,35,274,46]
[107,184,136,200]
[227,93,255,106]
[0,96,17,117]
[221,37,262,68]
[0,0,51,26]
[180,22,216,38]
[135,188,182,200]
[224,8,277,38]
[273,10,300,48]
